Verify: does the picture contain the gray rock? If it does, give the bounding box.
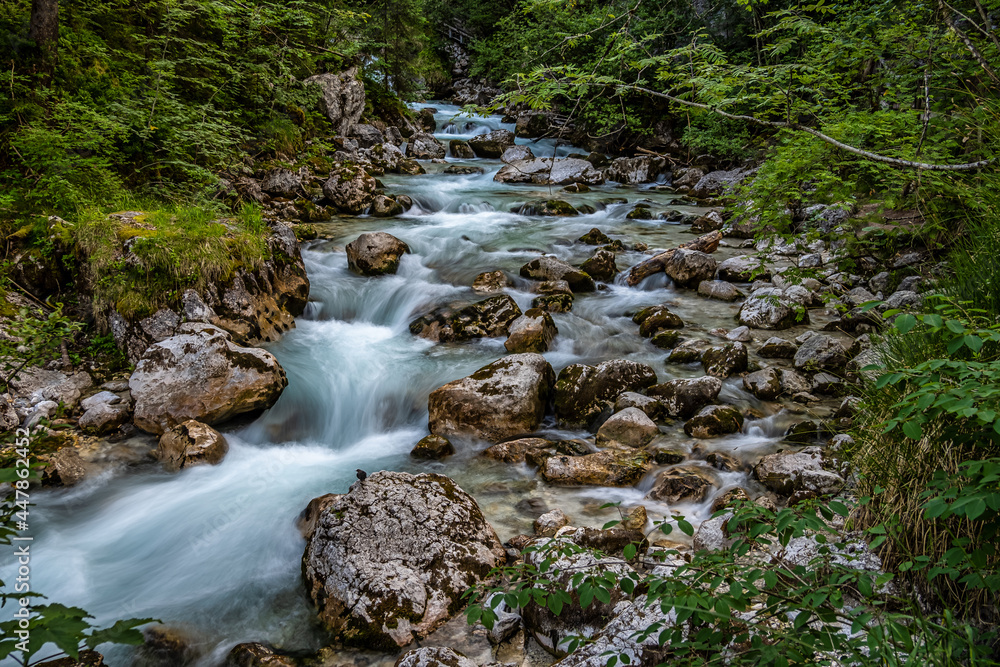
[757,337,797,358]
[130,324,287,434]
[717,255,770,283]
[395,647,477,667]
[693,512,735,552]
[349,123,385,148]
[539,449,652,487]
[726,325,753,342]
[302,472,505,649]
[322,166,376,214]
[604,156,668,184]
[495,158,605,186]
[738,287,808,330]
[869,272,891,294]
[754,446,824,495]
[346,232,410,276]
[520,256,596,292]
[698,280,740,301]
[410,295,522,343]
[742,368,782,400]
[406,132,447,159]
[505,309,558,353]
[665,249,717,289]
[596,407,659,447]
[793,334,847,371]
[428,354,555,443]
[501,145,534,163]
[471,270,512,293]
[690,168,748,199]
[550,599,674,667]
[78,402,130,435]
[579,249,618,282]
[534,509,570,537]
[614,392,665,421]
[304,68,365,135]
[261,168,301,198]
[469,129,516,158]
[647,465,718,503]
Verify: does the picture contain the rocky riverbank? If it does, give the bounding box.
[0,83,936,667]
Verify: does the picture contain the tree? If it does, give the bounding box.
[28,0,58,74]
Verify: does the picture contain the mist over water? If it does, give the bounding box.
[3,103,812,666]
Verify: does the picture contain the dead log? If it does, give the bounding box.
[626,230,723,286]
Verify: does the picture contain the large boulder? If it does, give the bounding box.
[664,249,717,289]
[495,158,605,186]
[738,287,809,330]
[411,295,522,343]
[520,256,596,292]
[406,132,447,160]
[157,420,228,471]
[260,168,301,198]
[428,354,555,443]
[554,360,657,427]
[690,168,748,199]
[322,165,377,214]
[449,139,475,159]
[579,249,618,282]
[304,68,365,135]
[647,376,722,419]
[302,472,505,649]
[540,449,652,487]
[130,324,287,434]
[603,156,668,184]
[350,123,385,149]
[346,232,410,276]
[505,308,558,353]
[468,129,515,158]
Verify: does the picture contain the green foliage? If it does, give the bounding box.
[466,496,999,666]
[0,303,84,390]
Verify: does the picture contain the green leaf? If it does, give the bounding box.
[902,421,923,440]
[894,313,916,334]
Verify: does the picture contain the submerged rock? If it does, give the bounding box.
[130,324,287,434]
[428,354,555,443]
[302,471,505,649]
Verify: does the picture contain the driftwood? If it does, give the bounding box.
[626,230,723,286]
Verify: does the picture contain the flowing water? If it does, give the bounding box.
[2,104,836,666]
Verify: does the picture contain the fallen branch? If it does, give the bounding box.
[627,230,722,286]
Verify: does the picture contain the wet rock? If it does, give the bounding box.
[664,249,717,289]
[554,360,657,427]
[626,206,653,220]
[130,324,287,434]
[779,370,813,396]
[346,232,410,276]
[667,340,705,364]
[224,643,296,667]
[604,156,668,184]
[532,293,574,313]
[705,453,742,472]
[647,466,717,503]
[633,304,685,337]
[691,211,725,234]
[428,354,555,443]
[579,249,618,282]
[520,256,596,292]
[754,447,825,495]
[521,539,634,655]
[410,295,522,343]
[505,308,558,353]
[370,194,404,218]
[78,401,131,435]
[302,471,505,649]
[540,449,652,487]
[534,509,570,537]
[793,334,847,371]
[515,113,550,138]
[304,68,365,135]
[395,647,477,667]
[671,166,705,191]
[614,392,665,421]
[698,280,740,301]
[157,420,228,471]
[482,437,558,463]
[449,140,475,159]
[726,325,753,342]
[416,108,436,132]
[738,287,809,330]
[495,158,605,186]
[579,228,612,245]
[469,129,516,158]
[471,270,512,293]
[406,132,447,159]
[411,434,454,460]
[647,376,722,419]
[649,329,683,349]
[501,145,534,163]
[717,255,770,283]
[812,372,848,396]
[742,368,782,400]
[757,337,797,358]
[596,407,659,447]
[684,404,744,438]
[514,199,579,216]
[701,342,748,377]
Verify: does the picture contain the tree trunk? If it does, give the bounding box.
[29,0,59,72]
